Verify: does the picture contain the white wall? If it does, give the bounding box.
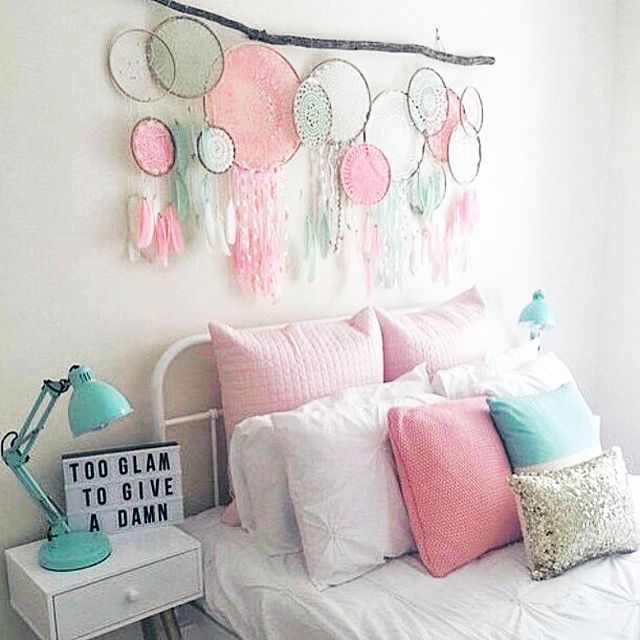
[0,1,616,638]
[596,0,640,469]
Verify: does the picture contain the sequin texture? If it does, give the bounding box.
[508,447,638,580]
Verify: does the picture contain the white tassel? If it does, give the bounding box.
[225,199,237,246]
[127,196,141,262]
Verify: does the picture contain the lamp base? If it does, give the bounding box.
[39,531,111,571]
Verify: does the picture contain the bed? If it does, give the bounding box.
[152,319,640,640]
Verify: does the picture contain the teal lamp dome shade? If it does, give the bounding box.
[519,290,556,329]
[67,366,132,436]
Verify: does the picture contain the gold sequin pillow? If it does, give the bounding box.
[508,447,638,580]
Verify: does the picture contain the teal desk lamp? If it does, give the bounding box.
[519,290,555,341]
[1,365,132,571]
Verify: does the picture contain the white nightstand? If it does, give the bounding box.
[5,526,202,640]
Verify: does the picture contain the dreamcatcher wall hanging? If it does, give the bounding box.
[108,6,490,298]
[109,17,224,267]
[362,90,425,289]
[204,44,300,299]
[296,59,371,280]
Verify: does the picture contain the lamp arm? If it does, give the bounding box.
[2,381,72,536]
[8,461,70,536]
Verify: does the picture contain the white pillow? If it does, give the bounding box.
[473,352,574,397]
[229,415,302,555]
[272,380,442,589]
[431,340,539,399]
[229,364,432,557]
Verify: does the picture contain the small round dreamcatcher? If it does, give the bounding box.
[294,79,332,150]
[197,125,236,253]
[130,117,176,176]
[108,29,176,102]
[340,143,390,207]
[197,125,235,174]
[151,16,224,99]
[460,86,484,136]
[407,67,449,136]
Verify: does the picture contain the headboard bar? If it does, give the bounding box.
[165,409,223,428]
[151,332,213,440]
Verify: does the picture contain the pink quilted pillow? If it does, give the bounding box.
[388,398,520,577]
[376,287,488,381]
[210,307,383,441]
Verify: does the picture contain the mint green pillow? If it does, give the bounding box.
[487,383,601,471]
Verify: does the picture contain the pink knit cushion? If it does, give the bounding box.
[210,307,383,441]
[376,288,488,381]
[388,398,521,577]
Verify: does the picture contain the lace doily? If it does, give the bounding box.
[198,125,235,174]
[294,79,332,149]
[365,91,424,181]
[204,44,300,170]
[130,117,175,176]
[152,17,224,99]
[109,29,175,102]
[407,68,448,136]
[448,123,481,185]
[340,143,390,206]
[309,59,370,143]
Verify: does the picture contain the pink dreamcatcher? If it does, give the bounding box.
[204,44,300,299]
[129,117,185,266]
[340,143,391,294]
[340,143,390,207]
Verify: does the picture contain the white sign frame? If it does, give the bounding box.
[62,442,184,535]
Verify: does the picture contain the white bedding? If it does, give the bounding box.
[181,476,640,640]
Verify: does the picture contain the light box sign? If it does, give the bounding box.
[62,442,183,535]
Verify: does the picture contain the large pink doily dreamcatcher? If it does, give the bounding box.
[204,44,300,299]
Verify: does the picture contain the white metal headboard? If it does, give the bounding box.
[151,332,225,508]
[150,305,438,511]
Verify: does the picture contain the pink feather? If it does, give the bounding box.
[154,212,170,267]
[165,204,184,255]
[136,198,154,249]
[460,190,479,234]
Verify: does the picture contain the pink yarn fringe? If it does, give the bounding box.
[230,165,285,299]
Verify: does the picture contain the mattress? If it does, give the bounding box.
[181,476,640,640]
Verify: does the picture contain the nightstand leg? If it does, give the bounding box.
[159,608,182,640]
[141,615,164,640]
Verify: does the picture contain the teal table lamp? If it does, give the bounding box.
[1,365,132,571]
[519,290,555,341]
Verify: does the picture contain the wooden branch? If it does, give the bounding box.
[148,0,495,67]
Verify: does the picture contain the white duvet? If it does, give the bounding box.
[181,476,640,640]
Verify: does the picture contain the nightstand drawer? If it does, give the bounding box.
[54,550,200,639]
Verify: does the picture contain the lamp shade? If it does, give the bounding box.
[67,366,132,436]
[519,290,555,329]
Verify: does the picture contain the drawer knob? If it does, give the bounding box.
[125,588,140,603]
